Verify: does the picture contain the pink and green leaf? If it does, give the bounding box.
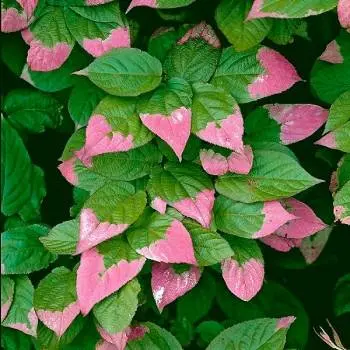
[76,236,146,315]
[1,276,15,322]
[214,195,296,239]
[212,45,300,103]
[127,210,196,264]
[127,0,196,12]
[2,276,38,337]
[221,235,264,301]
[333,181,350,225]
[151,262,201,311]
[34,267,80,337]
[147,163,214,227]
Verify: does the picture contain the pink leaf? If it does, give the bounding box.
[200,149,228,176]
[77,248,145,315]
[276,316,296,330]
[338,0,350,31]
[58,157,78,186]
[97,326,128,349]
[221,258,264,301]
[96,341,121,350]
[227,145,254,174]
[265,104,328,144]
[126,0,157,12]
[75,115,134,167]
[83,27,131,58]
[36,301,80,337]
[178,21,221,48]
[319,40,344,64]
[196,109,244,152]
[140,107,191,161]
[137,219,197,264]
[1,8,28,33]
[277,198,328,239]
[150,197,167,214]
[260,234,302,252]
[315,132,337,150]
[151,263,201,311]
[172,189,215,228]
[248,47,301,99]
[253,201,296,238]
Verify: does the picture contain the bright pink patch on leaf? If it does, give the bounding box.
[127,325,148,341]
[83,27,130,57]
[277,198,327,239]
[26,39,72,72]
[1,300,12,322]
[266,104,328,144]
[36,301,80,337]
[200,149,228,176]
[78,208,129,255]
[137,219,197,264]
[77,248,145,315]
[96,341,120,350]
[227,145,254,174]
[17,0,37,18]
[1,8,28,33]
[276,316,296,330]
[178,22,221,48]
[253,201,296,238]
[221,258,264,301]
[338,0,350,31]
[140,107,191,161]
[126,0,157,12]
[196,109,244,152]
[58,157,78,186]
[248,47,301,99]
[75,115,133,167]
[319,40,344,64]
[98,326,128,349]
[315,132,337,149]
[151,197,167,214]
[260,234,302,252]
[247,0,288,19]
[151,263,201,311]
[7,308,38,337]
[173,189,215,228]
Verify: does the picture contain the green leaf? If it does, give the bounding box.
[224,235,263,263]
[214,195,265,238]
[70,187,90,217]
[215,0,272,51]
[1,118,34,216]
[215,149,322,203]
[176,270,216,323]
[137,77,192,115]
[216,281,309,349]
[334,274,350,316]
[129,0,196,10]
[311,30,350,104]
[2,276,37,337]
[336,154,350,190]
[93,279,141,333]
[184,220,233,266]
[1,224,57,274]
[334,180,350,224]
[83,182,146,225]
[74,142,162,189]
[267,19,309,45]
[164,32,220,83]
[147,162,213,202]
[21,46,91,93]
[324,91,350,133]
[126,322,182,350]
[68,79,106,127]
[82,48,162,96]
[248,0,337,18]
[206,317,291,350]
[3,89,63,133]
[1,327,32,350]
[40,219,79,255]
[34,267,77,312]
